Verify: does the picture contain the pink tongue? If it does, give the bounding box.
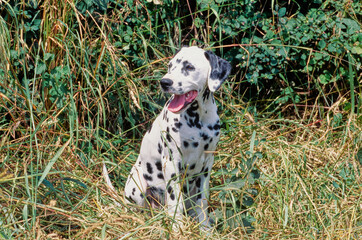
[168,90,197,113]
[168,94,186,113]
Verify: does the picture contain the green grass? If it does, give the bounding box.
[0,0,361,239]
[1,104,360,239]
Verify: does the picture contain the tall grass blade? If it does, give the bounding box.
[348,53,355,116]
[37,138,71,188]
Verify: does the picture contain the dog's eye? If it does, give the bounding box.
[185,64,195,71]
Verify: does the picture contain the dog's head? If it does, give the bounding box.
[160,46,231,113]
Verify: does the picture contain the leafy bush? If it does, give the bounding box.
[1,0,360,137]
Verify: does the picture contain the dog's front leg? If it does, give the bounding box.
[164,158,185,228]
[194,156,214,228]
[195,174,211,227]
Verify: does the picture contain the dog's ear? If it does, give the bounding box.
[204,50,232,92]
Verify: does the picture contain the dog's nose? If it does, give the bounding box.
[160,78,173,90]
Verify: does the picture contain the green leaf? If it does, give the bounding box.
[351,46,362,55]
[341,18,360,34]
[278,7,286,17]
[318,40,326,49]
[44,53,54,61]
[319,73,332,84]
[243,195,254,206]
[314,52,323,60]
[36,62,47,75]
[227,179,246,190]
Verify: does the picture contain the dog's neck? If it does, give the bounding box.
[183,87,218,124]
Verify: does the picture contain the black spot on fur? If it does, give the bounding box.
[146,162,153,174]
[209,137,213,143]
[190,163,196,170]
[170,193,175,200]
[146,187,163,207]
[172,127,178,133]
[192,114,202,128]
[187,112,202,129]
[178,162,182,172]
[128,195,135,203]
[178,82,182,86]
[192,142,199,148]
[183,185,188,193]
[167,185,174,194]
[196,177,201,188]
[158,143,162,154]
[202,88,210,101]
[204,167,209,177]
[171,173,176,179]
[204,143,209,150]
[143,173,153,181]
[155,161,162,171]
[186,102,199,117]
[215,131,220,136]
[166,132,172,142]
[207,125,213,130]
[132,188,136,195]
[147,124,153,133]
[196,191,202,200]
[214,123,220,130]
[176,59,181,63]
[183,141,189,148]
[149,186,157,193]
[157,173,164,179]
[158,188,165,196]
[200,132,209,141]
[174,122,182,129]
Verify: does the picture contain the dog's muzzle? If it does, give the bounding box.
[160,78,173,92]
[160,78,198,113]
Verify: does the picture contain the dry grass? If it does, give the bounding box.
[1,102,360,239]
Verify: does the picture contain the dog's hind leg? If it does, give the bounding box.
[124,158,147,206]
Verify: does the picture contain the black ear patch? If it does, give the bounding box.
[204,50,232,92]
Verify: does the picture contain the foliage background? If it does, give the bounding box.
[0,0,361,239]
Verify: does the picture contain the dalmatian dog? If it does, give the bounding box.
[123,46,231,228]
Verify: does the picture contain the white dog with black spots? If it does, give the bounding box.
[106,46,231,229]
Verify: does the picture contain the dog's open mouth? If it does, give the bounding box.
[168,90,198,113]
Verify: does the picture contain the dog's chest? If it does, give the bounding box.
[162,101,220,163]
[178,115,220,153]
